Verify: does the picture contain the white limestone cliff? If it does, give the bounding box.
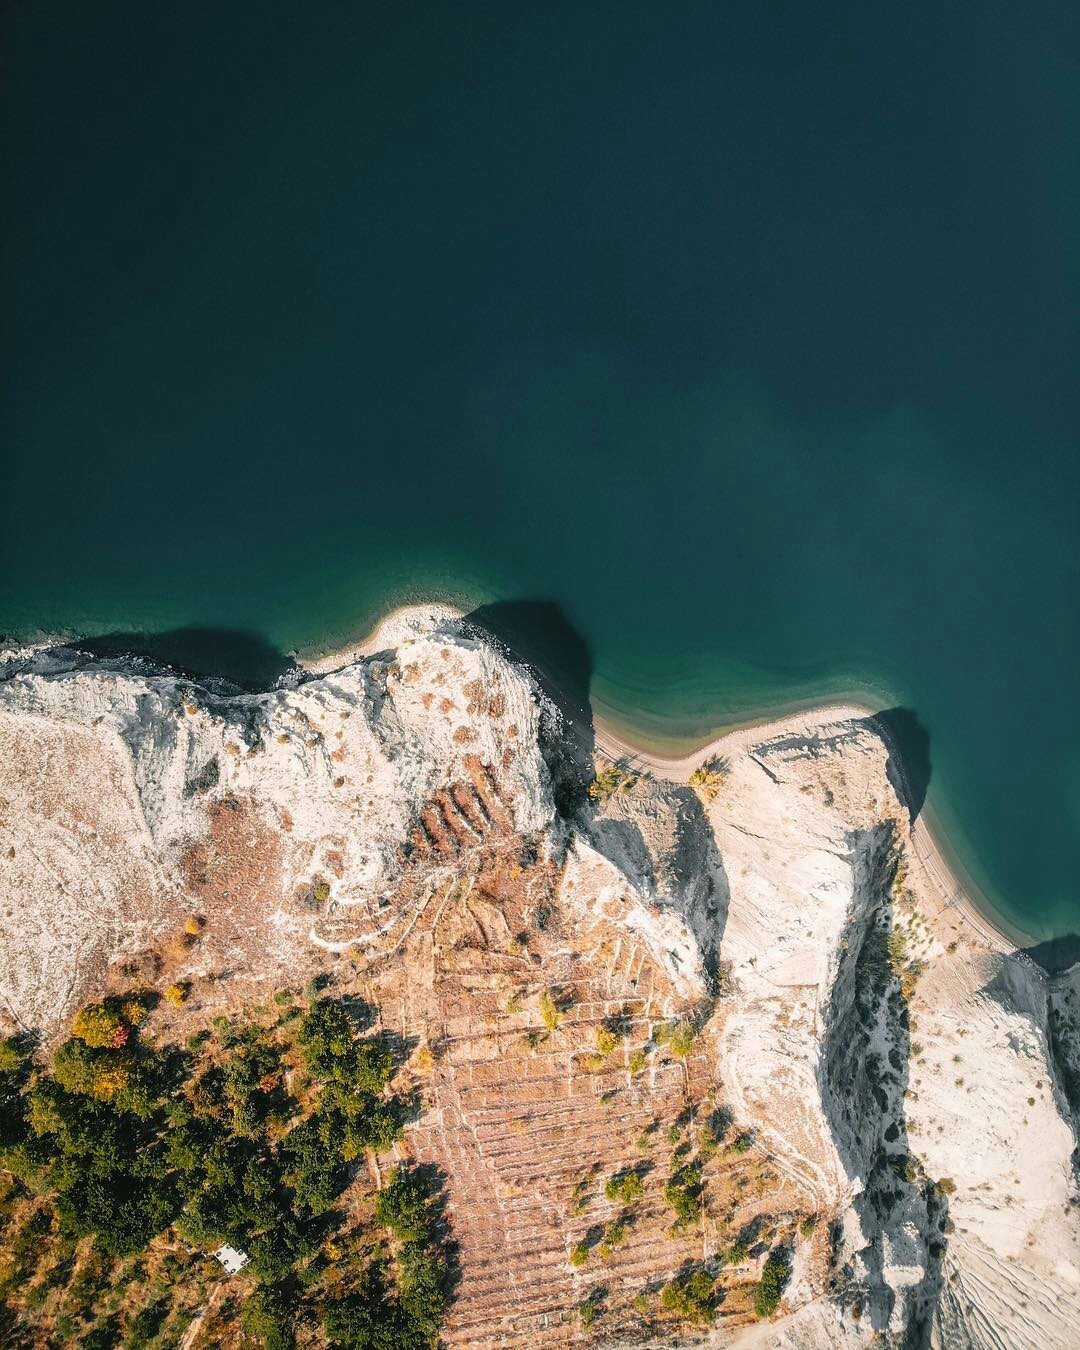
[1,609,1077,1347]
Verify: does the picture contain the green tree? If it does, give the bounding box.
[660,1267,717,1323]
[604,1169,644,1204]
[664,1161,703,1227]
[296,999,356,1077]
[375,1167,431,1242]
[398,1242,447,1343]
[71,1005,126,1049]
[754,1247,792,1318]
[242,1283,297,1350]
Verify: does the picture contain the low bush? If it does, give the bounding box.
[654,1020,695,1057]
[599,1219,629,1256]
[664,1162,703,1228]
[660,1267,717,1323]
[688,758,728,803]
[538,991,561,1033]
[588,763,638,802]
[594,1026,620,1056]
[729,1130,754,1155]
[604,1170,644,1204]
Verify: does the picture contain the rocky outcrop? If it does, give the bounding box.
[579,773,730,992]
[0,623,554,1030]
[695,709,1080,1348]
[1,609,1077,1347]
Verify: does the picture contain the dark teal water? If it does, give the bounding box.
[3,4,1078,942]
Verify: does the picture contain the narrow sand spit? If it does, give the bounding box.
[298,601,467,673]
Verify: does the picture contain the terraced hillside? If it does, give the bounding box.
[2,608,1078,1348]
[310,759,823,1344]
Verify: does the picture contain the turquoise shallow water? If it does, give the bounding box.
[2,4,1078,943]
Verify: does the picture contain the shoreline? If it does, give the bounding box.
[298,601,468,674]
[593,704,1023,958]
[301,603,1026,959]
[7,602,1029,959]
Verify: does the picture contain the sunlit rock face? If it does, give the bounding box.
[2,610,1078,1347]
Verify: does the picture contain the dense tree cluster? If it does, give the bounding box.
[321,1166,449,1348]
[0,992,452,1347]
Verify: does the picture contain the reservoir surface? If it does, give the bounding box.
[3,3,1078,942]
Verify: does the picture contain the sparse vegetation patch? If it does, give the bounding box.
[688,757,729,803]
[588,762,639,802]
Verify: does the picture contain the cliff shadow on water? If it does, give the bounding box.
[866,708,1080,978]
[866,708,932,823]
[461,600,730,987]
[461,600,596,813]
[70,627,301,692]
[1021,934,1080,976]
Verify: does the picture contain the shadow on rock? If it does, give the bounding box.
[457,599,732,990]
[816,823,949,1343]
[579,773,731,993]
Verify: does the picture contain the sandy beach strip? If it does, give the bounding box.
[298,602,467,674]
[594,704,1020,958]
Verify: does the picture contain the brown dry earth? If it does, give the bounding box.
[304,763,824,1346]
[5,716,825,1346]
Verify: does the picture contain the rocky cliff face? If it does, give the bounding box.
[1,610,1077,1347]
[0,623,553,1030]
[696,710,1080,1348]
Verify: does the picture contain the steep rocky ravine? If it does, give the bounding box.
[817,825,947,1344]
